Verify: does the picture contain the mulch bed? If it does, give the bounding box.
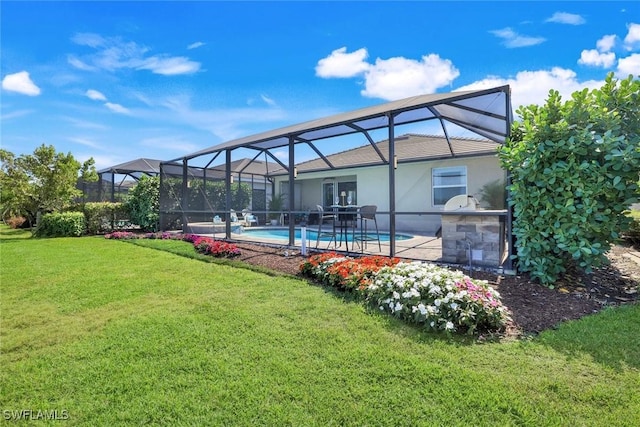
[229,241,639,336]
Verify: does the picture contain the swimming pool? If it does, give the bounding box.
[241,227,413,242]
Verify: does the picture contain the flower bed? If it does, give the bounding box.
[104,232,241,258]
[300,254,511,335]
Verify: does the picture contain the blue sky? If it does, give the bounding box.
[2,1,639,170]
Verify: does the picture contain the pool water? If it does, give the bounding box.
[242,227,412,242]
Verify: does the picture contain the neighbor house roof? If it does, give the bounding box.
[174,86,511,162]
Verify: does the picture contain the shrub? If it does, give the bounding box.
[5,216,26,229]
[300,254,511,335]
[83,202,127,234]
[34,212,85,237]
[364,262,511,334]
[191,236,241,258]
[125,176,159,232]
[300,252,400,290]
[500,74,640,285]
[104,231,139,240]
[104,232,241,258]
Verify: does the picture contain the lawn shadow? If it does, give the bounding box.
[308,280,482,346]
[536,302,640,370]
[0,227,33,240]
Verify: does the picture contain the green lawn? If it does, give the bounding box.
[1,227,639,426]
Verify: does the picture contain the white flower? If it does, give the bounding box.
[394,302,403,312]
[434,299,441,307]
[450,302,459,310]
[445,321,455,330]
[417,303,428,316]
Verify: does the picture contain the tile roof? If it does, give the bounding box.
[270,134,500,175]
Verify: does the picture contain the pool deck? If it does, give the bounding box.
[186,223,444,263]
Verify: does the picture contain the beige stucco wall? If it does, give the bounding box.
[273,154,505,235]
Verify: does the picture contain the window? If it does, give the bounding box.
[432,166,467,206]
[322,179,357,206]
[337,182,357,206]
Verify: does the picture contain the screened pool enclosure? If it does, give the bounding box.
[160,86,514,269]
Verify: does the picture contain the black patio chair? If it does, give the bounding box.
[353,205,381,252]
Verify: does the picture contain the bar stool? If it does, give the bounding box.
[315,205,337,248]
[354,205,381,252]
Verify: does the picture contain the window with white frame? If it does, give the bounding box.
[432,166,467,206]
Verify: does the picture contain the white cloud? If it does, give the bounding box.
[260,94,277,107]
[596,34,617,52]
[545,12,586,25]
[187,41,205,50]
[315,48,459,100]
[457,67,603,113]
[137,56,200,75]
[1,109,35,121]
[362,54,460,100]
[71,32,106,48]
[105,102,130,114]
[140,135,199,153]
[84,154,121,171]
[134,93,289,142]
[578,49,616,68]
[62,116,109,131]
[69,32,201,76]
[68,55,97,71]
[490,28,546,48]
[2,71,41,96]
[623,23,640,49]
[67,137,102,149]
[315,47,369,78]
[86,89,107,101]
[616,53,640,77]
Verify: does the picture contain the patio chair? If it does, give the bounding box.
[315,205,337,249]
[242,209,259,227]
[353,205,381,252]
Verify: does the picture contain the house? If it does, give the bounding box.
[269,133,505,234]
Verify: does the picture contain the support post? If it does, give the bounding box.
[225,150,232,239]
[288,136,296,247]
[181,159,188,234]
[388,113,396,257]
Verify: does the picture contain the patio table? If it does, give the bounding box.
[331,205,360,251]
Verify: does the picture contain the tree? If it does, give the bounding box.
[500,73,639,285]
[0,145,97,227]
[125,175,160,231]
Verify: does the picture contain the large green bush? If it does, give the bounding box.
[34,212,85,237]
[83,202,127,234]
[500,74,639,285]
[125,176,159,232]
[0,145,97,227]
